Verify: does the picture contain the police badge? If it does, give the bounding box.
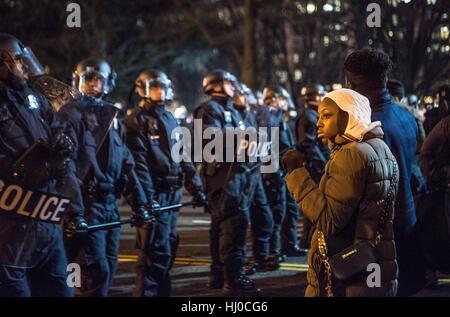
[223,111,232,123]
[26,94,39,109]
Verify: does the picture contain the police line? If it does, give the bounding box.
[0,178,71,224]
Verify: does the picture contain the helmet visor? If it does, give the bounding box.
[78,70,108,97]
[13,47,45,80]
[141,78,171,99]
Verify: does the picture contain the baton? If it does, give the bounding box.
[76,200,195,233]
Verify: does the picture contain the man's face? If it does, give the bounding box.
[234,93,246,108]
[279,96,289,111]
[149,85,165,102]
[266,97,279,110]
[0,55,28,86]
[135,74,165,102]
[317,98,340,142]
[13,56,29,80]
[81,76,104,97]
[135,74,148,98]
[223,80,235,97]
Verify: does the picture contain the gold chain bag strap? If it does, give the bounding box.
[317,161,398,297]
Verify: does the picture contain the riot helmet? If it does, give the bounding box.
[0,33,44,85]
[300,84,326,107]
[72,58,116,98]
[202,69,237,98]
[135,69,173,104]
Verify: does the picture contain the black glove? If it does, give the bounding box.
[148,199,161,213]
[50,157,71,184]
[282,149,306,174]
[66,216,89,238]
[192,191,207,208]
[51,131,75,158]
[132,206,153,227]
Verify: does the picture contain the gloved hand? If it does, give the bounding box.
[132,206,153,227]
[50,157,71,184]
[282,149,306,174]
[65,216,89,238]
[148,199,161,213]
[50,131,75,158]
[192,191,207,208]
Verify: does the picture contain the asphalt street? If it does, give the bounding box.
[108,194,450,297]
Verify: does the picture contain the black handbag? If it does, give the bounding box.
[317,162,398,297]
[329,240,377,281]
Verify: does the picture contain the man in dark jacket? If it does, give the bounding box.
[126,69,205,297]
[0,33,81,297]
[387,79,426,197]
[195,70,259,296]
[344,48,424,296]
[60,59,149,297]
[233,82,278,274]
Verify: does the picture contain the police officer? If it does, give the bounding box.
[0,33,81,296]
[295,84,330,249]
[260,86,305,262]
[125,69,205,297]
[233,82,278,274]
[72,58,116,100]
[195,69,259,296]
[276,86,307,258]
[61,58,149,297]
[296,84,329,176]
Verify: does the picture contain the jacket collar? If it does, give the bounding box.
[212,95,234,110]
[363,88,392,112]
[143,102,166,116]
[328,126,384,152]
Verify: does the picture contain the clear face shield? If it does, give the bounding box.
[232,81,246,107]
[278,96,289,112]
[9,47,45,81]
[246,91,257,106]
[78,69,109,97]
[136,78,170,103]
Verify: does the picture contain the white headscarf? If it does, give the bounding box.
[323,88,381,141]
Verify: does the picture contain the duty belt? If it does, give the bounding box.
[153,175,182,191]
[87,181,116,203]
[0,178,71,224]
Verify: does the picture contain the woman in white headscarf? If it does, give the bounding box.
[282,88,399,297]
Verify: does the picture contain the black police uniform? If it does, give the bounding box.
[260,106,300,257]
[195,96,256,290]
[0,83,82,297]
[59,96,147,297]
[235,106,275,266]
[125,102,203,297]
